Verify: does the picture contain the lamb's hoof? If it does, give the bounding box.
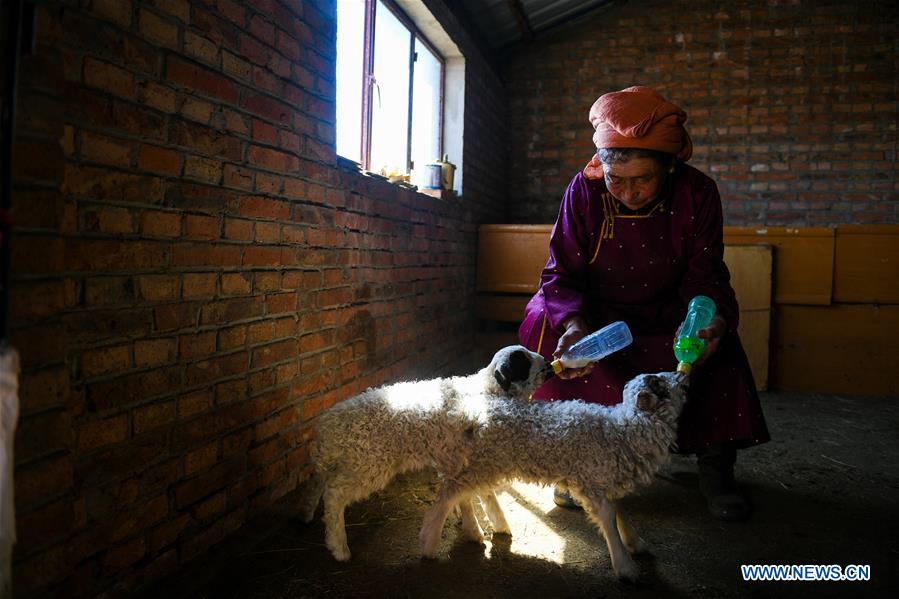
[460,524,485,545]
[624,536,650,555]
[491,523,512,536]
[328,544,351,562]
[614,558,639,582]
[420,532,441,558]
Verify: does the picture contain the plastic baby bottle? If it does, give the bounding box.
[673,295,717,375]
[551,320,633,374]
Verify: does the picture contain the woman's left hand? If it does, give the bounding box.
[693,314,727,366]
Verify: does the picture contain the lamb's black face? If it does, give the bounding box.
[493,349,532,392]
[490,346,554,397]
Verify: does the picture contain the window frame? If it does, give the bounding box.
[348,0,446,175]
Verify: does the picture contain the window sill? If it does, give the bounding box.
[420,188,458,200]
[336,156,458,199]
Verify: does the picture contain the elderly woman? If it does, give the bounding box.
[519,86,769,521]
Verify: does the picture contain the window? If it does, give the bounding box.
[336,0,445,188]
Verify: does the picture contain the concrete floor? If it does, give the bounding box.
[150,392,899,598]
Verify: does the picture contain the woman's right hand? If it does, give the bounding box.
[553,316,595,380]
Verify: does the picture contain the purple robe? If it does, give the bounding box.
[519,164,769,454]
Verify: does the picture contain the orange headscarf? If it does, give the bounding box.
[583,86,692,179]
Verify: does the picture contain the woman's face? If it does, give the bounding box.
[601,157,668,210]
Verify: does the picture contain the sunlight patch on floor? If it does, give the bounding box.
[477,481,568,563]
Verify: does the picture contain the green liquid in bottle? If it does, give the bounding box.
[674,295,716,374]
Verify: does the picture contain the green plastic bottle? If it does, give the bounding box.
[674,295,717,375]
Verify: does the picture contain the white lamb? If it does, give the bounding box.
[418,371,689,581]
[298,345,555,562]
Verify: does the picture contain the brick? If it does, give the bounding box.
[157,0,190,23]
[179,331,217,359]
[184,351,248,386]
[246,320,273,344]
[242,93,293,125]
[14,409,72,462]
[155,302,198,331]
[254,172,282,194]
[80,131,132,167]
[218,324,247,351]
[243,245,281,266]
[15,498,74,555]
[221,50,252,81]
[81,344,132,379]
[184,30,219,65]
[185,442,219,475]
[216,379,248,405]
[222,217,254,241]
[181,97,215,123]
[185,214,220,241]
[248,14,275,45]
[183,272,218,297]
[83,58,134,99]
[248,144,299,172]
[171,243,242,268]
[251,339,297,368]
[14,454,75,509]
[200,297,264,325]
[138,144,181,175]
[103,536,146,571]
[11,279,77,320]
[109,494,169,543]
[238,195,290,219]
[240,31,269,66]
[141,210,181,237]
[139,275,180,301]
[221,272,252,295]
[184,154,222,182]
[252,119,278,144]
[86,206,134,234]
[223,164,254,189]
[134,338,177,367]
[91,0,132,26]
[173,457,245,509]
[179,388,214,418]
[266,291,298,314]
[79,415,129,452]
[138,80,178,113]
[168,56,239,104]
[86,367,182,411]
[134,399,176,434]
[140,8,179,48]
[254,221,279,243]
[66,238,166,271]
[216,0,246,27]
[18,366,71,413]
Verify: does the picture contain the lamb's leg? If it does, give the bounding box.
[616,510,648,554]
[481,490,511,535]
[457,496,485,544]
[298,471,326,523]
[575,488,639,581]
[322,485,352,561]
[420,481,463,558]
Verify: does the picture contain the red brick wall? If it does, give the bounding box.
[8,0,505,595]
[504,0,899,225]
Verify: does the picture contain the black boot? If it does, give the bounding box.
[697,444,751,521]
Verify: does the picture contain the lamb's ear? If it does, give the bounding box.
[493,368,511,392]
[636,390,659,412]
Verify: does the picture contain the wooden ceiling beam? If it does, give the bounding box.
[505,0,534,42]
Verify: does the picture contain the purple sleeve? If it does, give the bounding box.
[539,175,593,330]
[679,179,740,330]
